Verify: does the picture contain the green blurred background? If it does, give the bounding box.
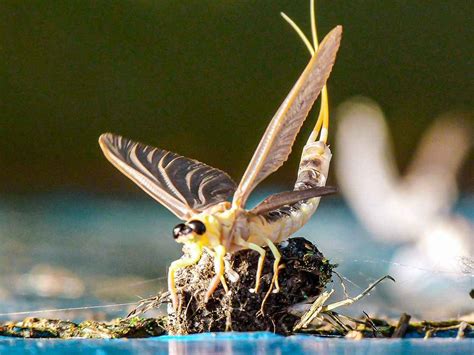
[1,0,472,194]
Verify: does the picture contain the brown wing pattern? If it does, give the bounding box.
[99,133,237,219]
[232,26,342,208]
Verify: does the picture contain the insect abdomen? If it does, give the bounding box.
[250,142,332,244]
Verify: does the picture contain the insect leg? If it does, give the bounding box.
[234,235,266,293]
[204,245,227,302]
[264,238,282,293]
[168,245,202,309]
[207,249,230,294]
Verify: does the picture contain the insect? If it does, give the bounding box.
[99,2,342,309]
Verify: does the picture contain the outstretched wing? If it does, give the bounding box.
[232,26,342,209]
[99,133,237,220]
[250,186,337,215]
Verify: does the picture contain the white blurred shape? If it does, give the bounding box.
[335,98,472,243]
[335,97,473,317]
[388,217,473,318]
[419,217,472,269]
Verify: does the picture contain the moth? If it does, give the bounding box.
[99,9,342,309]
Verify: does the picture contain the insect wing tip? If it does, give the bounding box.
[98,132,112,146]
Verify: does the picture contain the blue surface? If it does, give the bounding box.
[1,332,473,354]
[0,195,472,353]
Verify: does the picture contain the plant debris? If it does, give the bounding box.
[0,315,471,339]
[0,317,166,339]
[289,275,395,332]
[392,313,411,338]
[0,238,472,339]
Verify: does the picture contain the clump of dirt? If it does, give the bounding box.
[168,237,334,335]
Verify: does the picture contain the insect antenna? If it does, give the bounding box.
[281,0,331,144]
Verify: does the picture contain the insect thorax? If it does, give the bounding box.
[192,202,236,248]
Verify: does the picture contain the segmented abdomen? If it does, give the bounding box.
[249,141,332,245]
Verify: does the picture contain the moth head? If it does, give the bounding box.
[172,219,207,244]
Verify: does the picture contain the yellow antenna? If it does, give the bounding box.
[280,12,315,56]
[310,0,318,47]
[281,0,330,144]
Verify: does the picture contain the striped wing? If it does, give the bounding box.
[232,26,342,208]
[99,133,237,220]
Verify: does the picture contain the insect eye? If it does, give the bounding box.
[172,223,186,239]
[188,220,206,235]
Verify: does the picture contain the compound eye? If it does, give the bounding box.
[188,220,206,235]
[173,223,186,239]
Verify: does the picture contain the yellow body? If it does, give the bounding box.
[169,141,332,308]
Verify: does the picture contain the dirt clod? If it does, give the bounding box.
[168,237,335,335]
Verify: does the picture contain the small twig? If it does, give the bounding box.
[293,275,395,333]
[294,290,334,331]
[456,322,469,339]
[419,320,465,328]
[332,312,366,325]
[333,271,350,299]
[126,292,169,319]
[324,311,352,333]
[424,329,433,339]
[323,275,395,312]
[392,313,411,338]
[423,323,471,339]
[363,311,381,338]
